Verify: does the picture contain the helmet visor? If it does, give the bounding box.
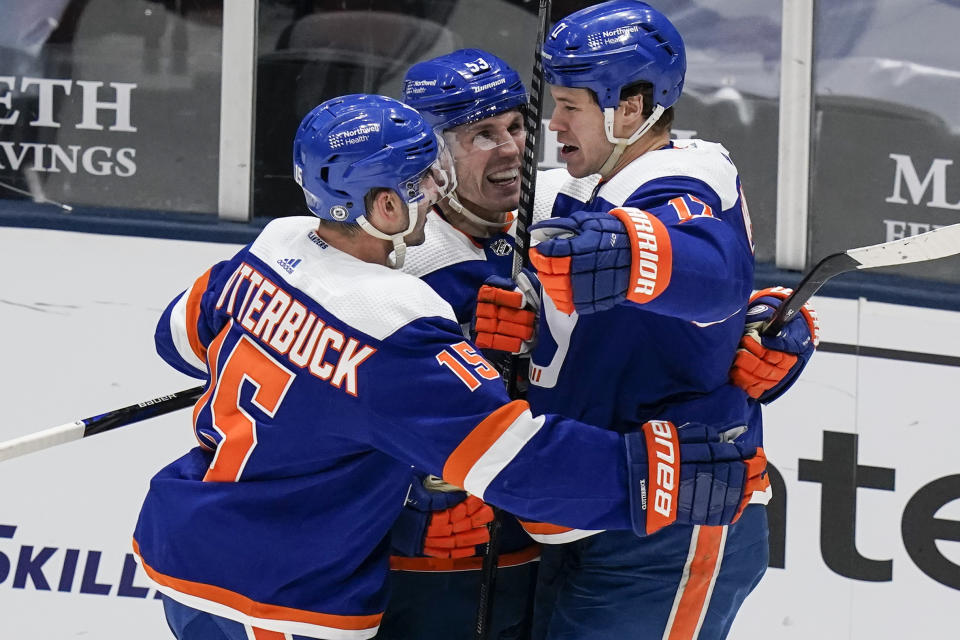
[439,108,526,216]
[399,133,457,211]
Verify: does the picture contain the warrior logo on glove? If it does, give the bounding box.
[645,420,680,533]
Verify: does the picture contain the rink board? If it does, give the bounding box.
[1,227,958,639]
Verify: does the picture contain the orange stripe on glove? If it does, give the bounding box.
[529,249,574,314]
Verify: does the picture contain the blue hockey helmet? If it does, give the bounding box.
[402,49,528,131]
[541,0,686,111]
[292,94,440,224]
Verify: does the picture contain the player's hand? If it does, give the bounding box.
[474,271,540,354]
[730,287,820,403]
[391,475,495,559]
[530,208,668,314]
[625,421,768,535]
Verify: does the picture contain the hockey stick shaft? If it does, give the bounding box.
[0,386,204,463]
[764,222,960,335]
[501,0,550,400]
[475,3,551,640]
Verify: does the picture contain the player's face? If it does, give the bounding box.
[548,86,613,178]
[445,110,525,219]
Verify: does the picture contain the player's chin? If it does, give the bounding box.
[482,193,520,219]
[563,157,594,179]
[483,183,521,209]
[559,148,588,178]
[404,228,427,247]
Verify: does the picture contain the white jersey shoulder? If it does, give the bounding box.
[600,139,740,210]
[402,209,487,278]
[535,168,601,223]
[249,217,457,340]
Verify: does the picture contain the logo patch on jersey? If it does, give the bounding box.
[276,258,302,274]
[489,238,513,257]
[329,205,350,221]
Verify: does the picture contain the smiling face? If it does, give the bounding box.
[444,109,526,219]
[548,85,616,178]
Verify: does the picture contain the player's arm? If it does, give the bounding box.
[154,258,244,377]
[529,179,751,322]
[359,317,765,536]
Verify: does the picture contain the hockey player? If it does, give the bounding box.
[384,46,818,639]
[377,50,539,640]
[473,2,820,639]
[132,94,766,640]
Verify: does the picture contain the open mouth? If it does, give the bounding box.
[487,168,520,187]
[560,144,579,157]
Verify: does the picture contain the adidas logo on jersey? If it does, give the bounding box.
[276,257,302,274]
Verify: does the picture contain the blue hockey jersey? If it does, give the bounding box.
[133,217,647,639]
[523,140,767,543]
[404,206,518,327]
[399,206,537,569]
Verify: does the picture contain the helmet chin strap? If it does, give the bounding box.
[356,198,422,269]
[445,192,509,234]
[597,104,665,177]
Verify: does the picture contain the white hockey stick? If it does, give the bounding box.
[4,224,956,464]
[765,222,960,335]
[0,387,203,463]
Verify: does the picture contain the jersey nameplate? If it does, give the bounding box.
[215,262,377,396]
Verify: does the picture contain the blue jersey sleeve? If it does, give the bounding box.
[357,316,632,533]
[612,175,753,323]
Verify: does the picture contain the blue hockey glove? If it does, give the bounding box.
[529,208,672,314]
[391,475,495,559]
[730,287,820,403]
[625,421,768,535]
[474,271,540,354]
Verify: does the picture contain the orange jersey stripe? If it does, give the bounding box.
[666,526,725,640]
[442,400,530,489]
[251,628,286,640]
[389,544,541,572]
[185,268,213,364]
[517,521,573,536]
[133,539,381,631]
[192,323,232,449]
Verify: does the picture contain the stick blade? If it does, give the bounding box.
[848,223,960,268]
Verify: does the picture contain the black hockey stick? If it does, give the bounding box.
[502,0,550,400]
[0,386,204,463]
[474,2,551,639]
[763,222,960,336]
